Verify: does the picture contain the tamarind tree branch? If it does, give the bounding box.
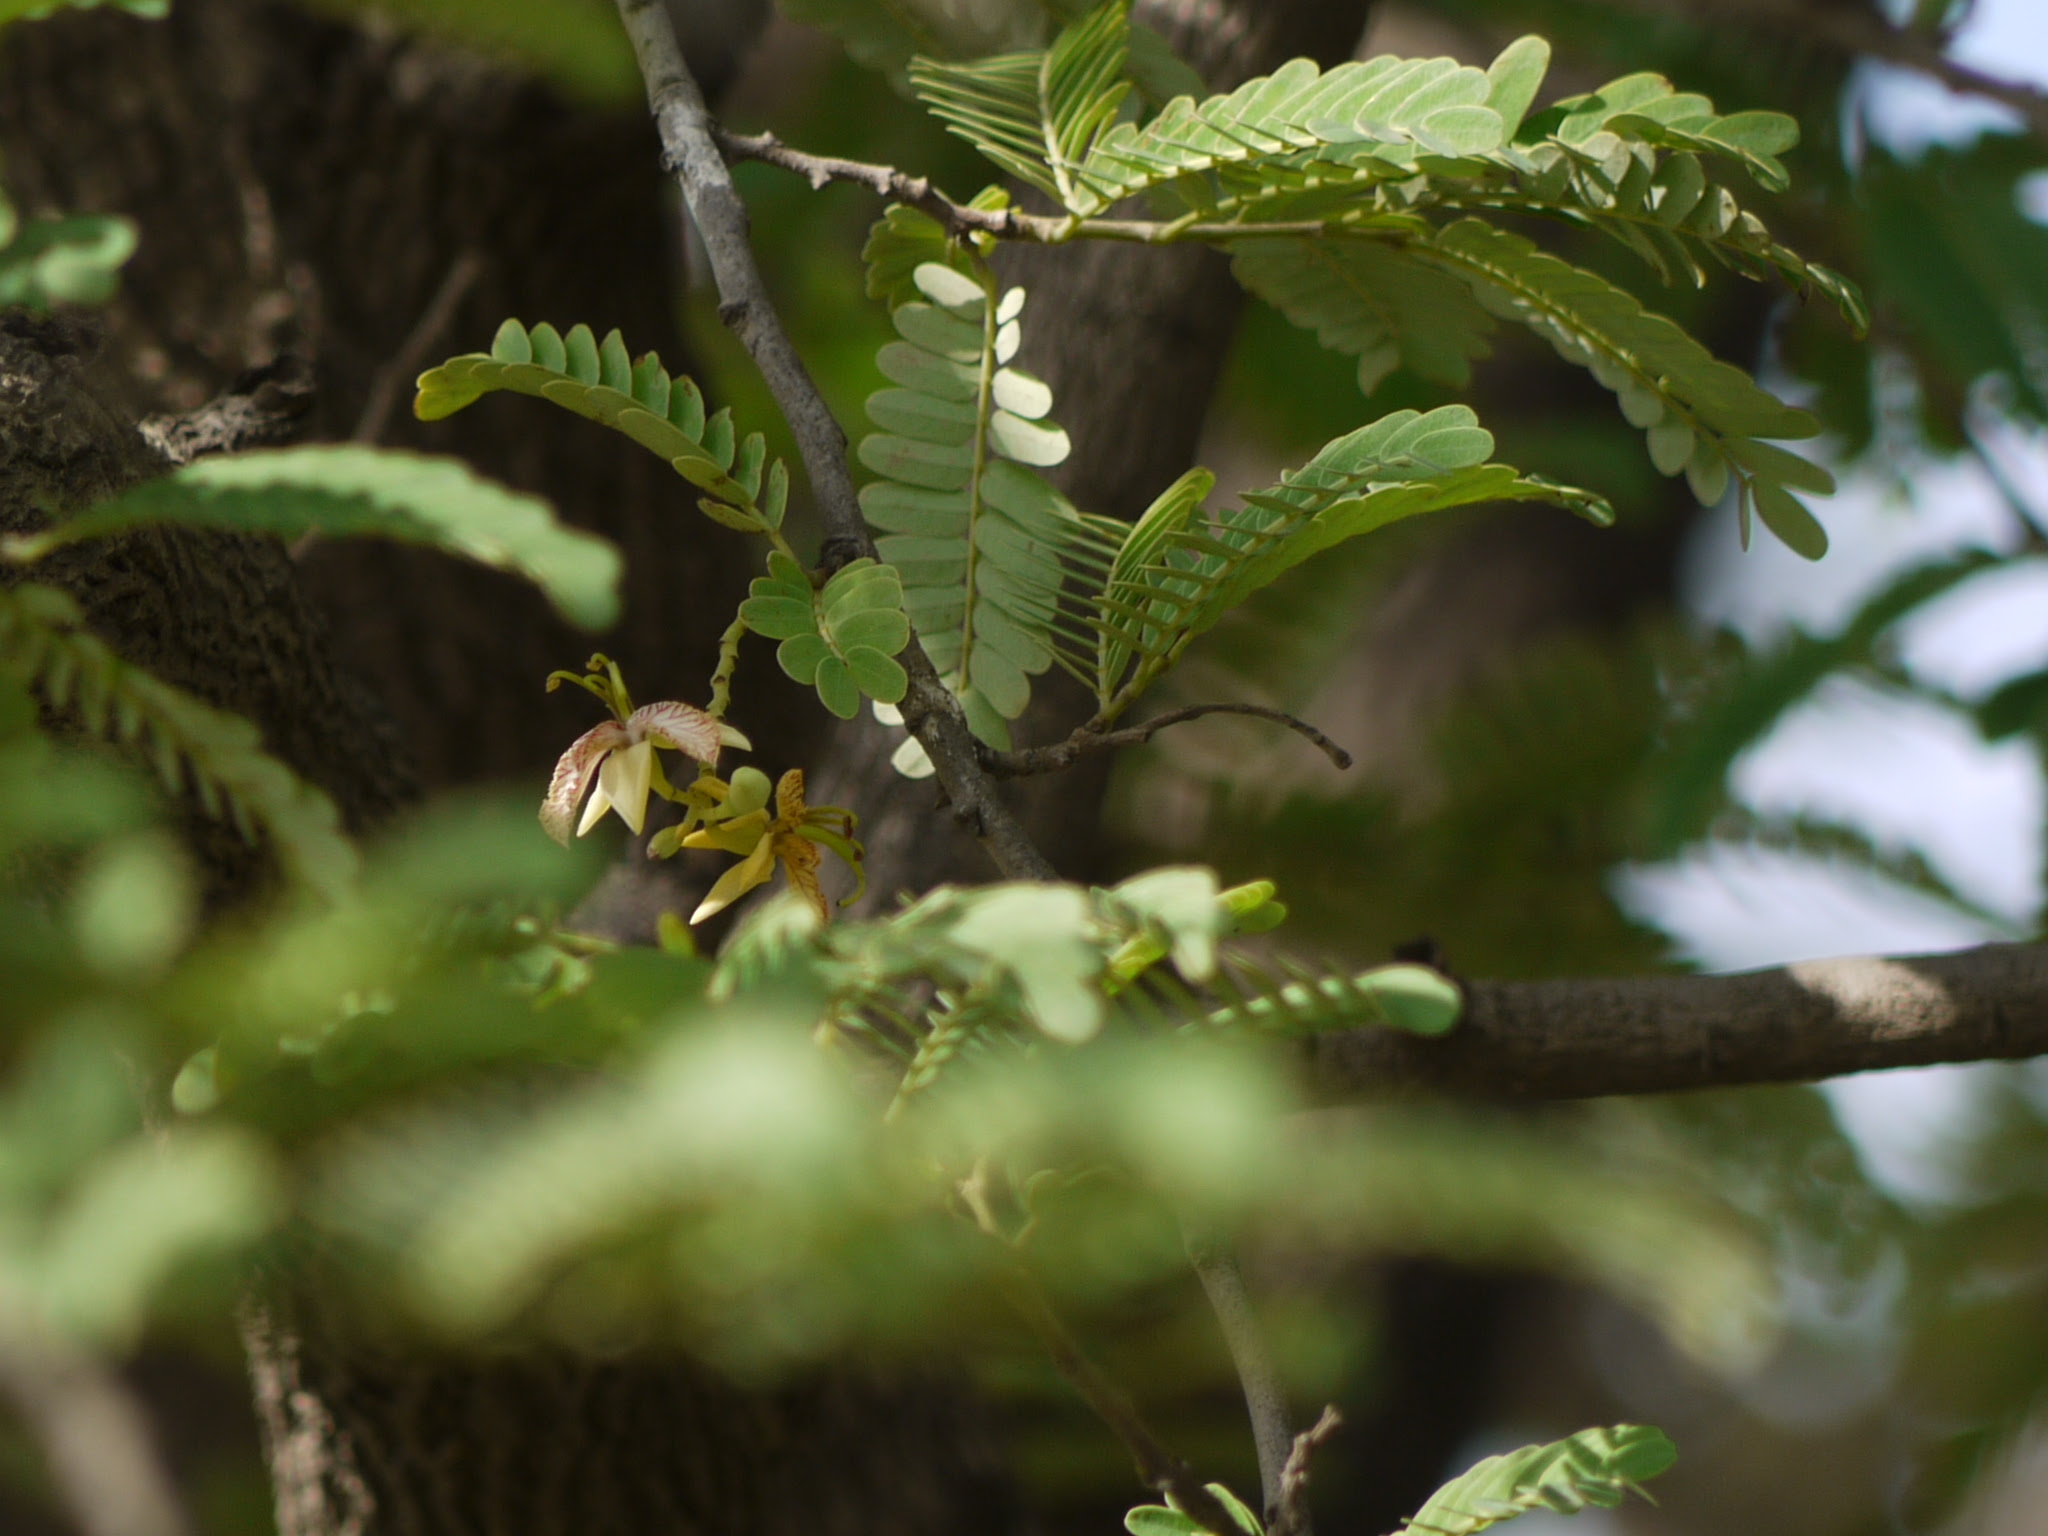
[715,128,1057,240]
[612,0,1054,881]
[1307,942,2048,1102]
[1269,1406,1342,1536]
[717,130,1398,245]
[983,703,1352,777]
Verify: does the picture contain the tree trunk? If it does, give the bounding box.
[820,0,1375,900]
[0,3,1373,1532]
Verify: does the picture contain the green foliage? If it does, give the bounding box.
[418,319,793,539]
[924,1,1862,334]
[0,0,163,23]
[786,0,1199,105]
[1192,961,1461,1038]
[908,0,1132,214]
[862,199,984,307]
[740,552,911,715]
[257,872,1764,1365]
[1170,630,1673,980]
[1979,664,2048,748]
[1861,135,2048,424]
[1125,1483,1262,1536]
[1230,236,1497,393]
[780,0,1040,81]
[0,583,358,902]
[0,1030,277,1352]
[8,445,624,631]
[905,3,1858,556]
[1416,218,1833,554]
[1093,406,1611,721]
[1645,553,1999,852]
[0,4,1945,1523]
[290,0,638,102]
[857,254,1109,745]
[0,198,138,309]
[1394,1424,1675,1534]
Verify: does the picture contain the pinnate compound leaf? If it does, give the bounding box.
[416,319,785,532]
[863,203,978,310]
[1416,218,1831,555]
[1395,1425,1675,1535]
[1093,407,1611,718]
[1051,34,1861,333]
[860,259,1108,746]
[1231,236,1495,392]
[745,554,913,711]
[909,0,1132,213]
[9,446,623,631]
[0,584,358,901]
[1125,1485,1262,1536]
[1202,961,1462,1037]
[1860,137,2048,424]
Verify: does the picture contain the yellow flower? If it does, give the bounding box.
[684,768,863,924]
[541,699,750,845]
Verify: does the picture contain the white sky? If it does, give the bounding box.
[1615,0,2048,1204]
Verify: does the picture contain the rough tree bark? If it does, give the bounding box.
[0,2,1371,1532]
[818,0,1375,900]
[11,3,2025,1534]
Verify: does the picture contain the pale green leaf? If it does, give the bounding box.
[1396,1426,1675,1535]
[11,446,623,631]
[415,320,781,529]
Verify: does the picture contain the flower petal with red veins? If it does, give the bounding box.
[541,720,629,845]
[632,700,725,763]
[775,768,807,823]
[778,832,828,923]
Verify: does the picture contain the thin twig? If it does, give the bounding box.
[716,131,1398,246]
[983,703,1352,778]
[715,128,1064,240]
[1000,1265,1247,1536]
[613,0,1056,881]
[290,249,483,559]
[1269,1406,1343,1536]
[351,250,484,446]
[1182,1222,1296,1528]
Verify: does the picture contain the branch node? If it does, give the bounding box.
[615,0,1059,884]
[1268,1406,1342,1536]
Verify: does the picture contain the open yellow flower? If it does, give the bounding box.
[683,768,863,924]
[542,699,750,845]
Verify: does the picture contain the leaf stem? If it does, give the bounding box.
[997,1263,1247,1536]
[983,703,1351,777]
[705,616,746,719]
[1181,1224,1295,1528]
[612,0,1055,882]
[955,263,1002,709]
